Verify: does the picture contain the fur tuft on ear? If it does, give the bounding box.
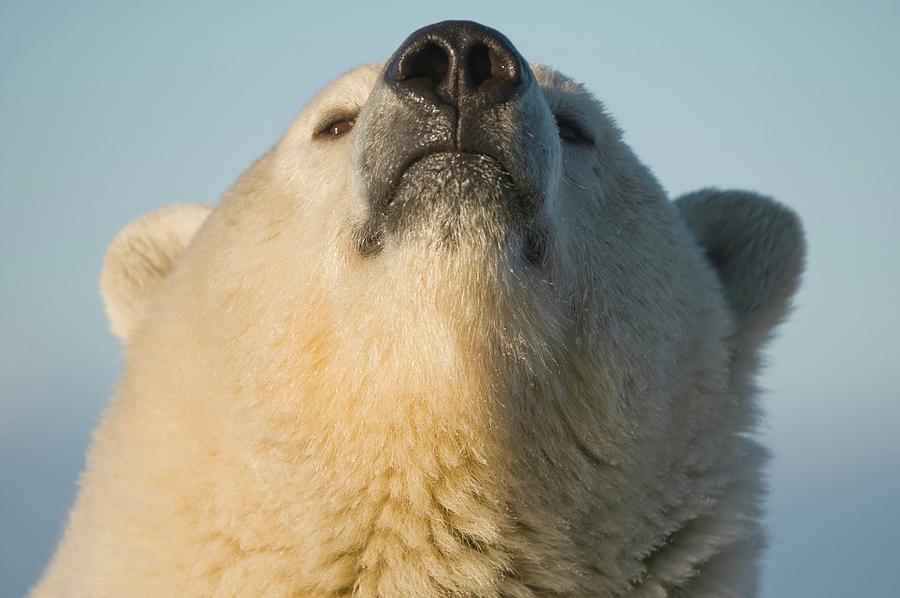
[101,203,212,341]
[676,189,806,347]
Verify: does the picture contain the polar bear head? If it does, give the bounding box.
[58,20,804,598]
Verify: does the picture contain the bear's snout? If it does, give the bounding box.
[351,21,560,255]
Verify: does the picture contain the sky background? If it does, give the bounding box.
[2,1,898,596]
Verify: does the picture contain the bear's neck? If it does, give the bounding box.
[191,255,603,594]
[214,288,585,594]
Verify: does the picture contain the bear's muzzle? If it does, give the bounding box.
[351,20,560,255]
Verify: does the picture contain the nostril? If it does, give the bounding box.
[386,21,530,107]
[467,43,492,88]
[399,42,449,86]
[463,40,523,98]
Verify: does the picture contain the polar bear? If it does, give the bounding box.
[33,20,804,598]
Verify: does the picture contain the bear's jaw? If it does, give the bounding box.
[383,151,536,230]
[351,150,551,267]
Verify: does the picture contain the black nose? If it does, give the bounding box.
[386,20,529,107]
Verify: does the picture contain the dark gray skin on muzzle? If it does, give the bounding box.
[351,21,562,259]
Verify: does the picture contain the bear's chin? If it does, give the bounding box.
[377,151,538,246]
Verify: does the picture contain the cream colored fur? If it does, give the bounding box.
[101,203,212,340]
[33,63,804,597]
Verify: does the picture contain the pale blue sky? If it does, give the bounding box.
[2,2,898,596]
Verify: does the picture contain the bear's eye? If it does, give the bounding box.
[316,118,355,139]
[555,114,593,146]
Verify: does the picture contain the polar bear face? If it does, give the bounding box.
[166,24,703,405]
[41,21,804,598]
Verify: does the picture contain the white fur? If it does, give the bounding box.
[33,61,804,597]
[100,203,212,340]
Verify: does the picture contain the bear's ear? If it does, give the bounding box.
[101,203,212,341]
[675,189,806,348]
